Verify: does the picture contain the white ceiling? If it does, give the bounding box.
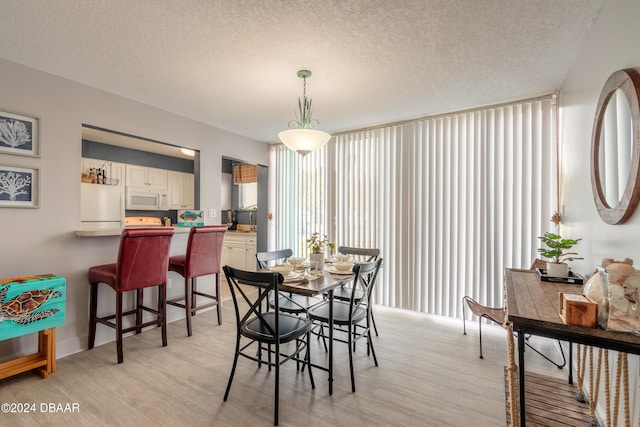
[0,0,603,143]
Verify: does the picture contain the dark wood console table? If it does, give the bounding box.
[504,268,640,426]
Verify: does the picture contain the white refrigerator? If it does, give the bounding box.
[81,183,124,228]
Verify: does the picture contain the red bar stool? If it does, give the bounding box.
[88,228,174,364]
[168,225,226,336]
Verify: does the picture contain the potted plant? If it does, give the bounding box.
[306,232,334,270]
[537,232,582,277]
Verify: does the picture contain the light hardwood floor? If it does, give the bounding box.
[1,302,567,427]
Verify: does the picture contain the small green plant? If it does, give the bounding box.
[537,232,582,264]
[306,232,335,255]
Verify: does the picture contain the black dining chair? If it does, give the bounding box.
[308,258,383,392]
[333,246,381,336]
[257,249,323,315]
[222,265,315,426]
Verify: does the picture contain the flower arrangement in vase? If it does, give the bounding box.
[306,232,335,270]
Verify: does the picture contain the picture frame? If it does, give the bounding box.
[0,110,39,157]
[0,165,39,208]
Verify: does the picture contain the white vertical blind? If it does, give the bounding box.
[269,96,557,318]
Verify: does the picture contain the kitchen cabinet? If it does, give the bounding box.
[168,171,195,209]
[126,165,168,189]
[221,234,257,270]
[82,158,125,188]
[246,235,257,269]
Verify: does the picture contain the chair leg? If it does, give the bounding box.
[478,317,484,359]
[185,278,193,337]
[462,297,467,335]
[317,324,328,352]
[370,307,379,336]
[191,277,198,317]
[306,331,315,389]
[88,283,98,349]
[274,341,280,426]
[116,292,124,364]
[160,284,167,347]
[215,273,222,325]
[524,339,567,369]
[224,333,241,401]
[348,323,356,393]
[135,288,144,334]
[368,327,378,366]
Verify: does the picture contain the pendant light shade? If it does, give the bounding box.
[278,70,331,156]
[278,129,331,157]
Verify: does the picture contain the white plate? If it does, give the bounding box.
[326,266,353,275]
[270,265,294,274]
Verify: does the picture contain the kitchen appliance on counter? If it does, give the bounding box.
[125,187,168,210]
[81,183,123,228]
[123,216,163,227]
[225,209,237,230]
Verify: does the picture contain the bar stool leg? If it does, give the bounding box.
[88,283,98,349]
[191,278,197,317]
[185,278,193,337]
[116,292,124,364]
[160,284,167,347]
[135,289,144,334]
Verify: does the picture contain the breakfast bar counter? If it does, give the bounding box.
[74,226,192,237]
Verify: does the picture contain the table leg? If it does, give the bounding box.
[328,289,334,396]
[518,331,526,426]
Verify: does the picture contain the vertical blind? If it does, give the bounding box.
[269,95,557,318]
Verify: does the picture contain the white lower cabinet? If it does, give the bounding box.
[221,234,257,270]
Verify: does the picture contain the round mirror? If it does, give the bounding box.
[591,69,640,224]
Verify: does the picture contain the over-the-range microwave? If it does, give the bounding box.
[125,187,168,211]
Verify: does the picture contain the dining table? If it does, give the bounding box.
[267,265,354,395]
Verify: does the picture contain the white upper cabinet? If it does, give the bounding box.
[126,165,168,189]
[167,171,195,209]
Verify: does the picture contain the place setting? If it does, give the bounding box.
[269,258,324,283]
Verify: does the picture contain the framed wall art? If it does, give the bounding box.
[0,110,39,157]
[0,165,39,208]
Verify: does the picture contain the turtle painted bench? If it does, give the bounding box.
[0,274,65,380]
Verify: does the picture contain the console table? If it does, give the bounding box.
[504,268,640,426]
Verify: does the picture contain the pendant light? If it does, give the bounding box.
[278,70,331,156]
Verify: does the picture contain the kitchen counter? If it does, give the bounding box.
[224,230,257,236]
[74,226,193,237]
[75,226,256,238]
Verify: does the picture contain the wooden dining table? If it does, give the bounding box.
[273,268,354,395]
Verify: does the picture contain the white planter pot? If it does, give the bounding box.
[310,252,325,270]
[546,262,569,278]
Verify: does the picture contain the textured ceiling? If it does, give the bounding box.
[0,0,603,143]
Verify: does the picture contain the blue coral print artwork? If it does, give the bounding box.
[0,275,65,341]
[0,111,38,157]
[0,168,33,202]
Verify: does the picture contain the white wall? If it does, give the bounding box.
[560,0,639,422]
[0,58,268,360]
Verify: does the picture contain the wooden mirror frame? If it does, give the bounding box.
[591,68,640,224]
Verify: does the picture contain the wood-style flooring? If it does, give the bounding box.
[1,302,568,426]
